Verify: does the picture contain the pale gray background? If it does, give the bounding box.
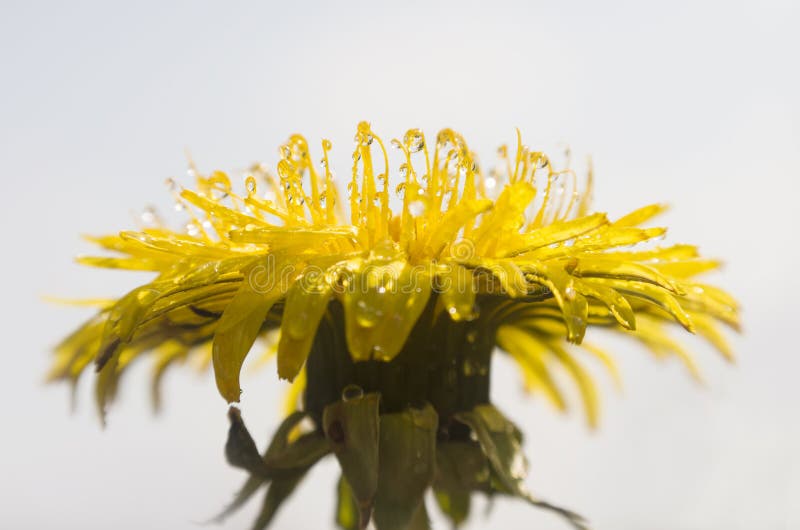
[1,1,798,529]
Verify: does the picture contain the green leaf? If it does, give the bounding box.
[323,393,381,529]
[373,404,438,530]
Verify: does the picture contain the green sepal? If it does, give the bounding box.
[372,403,438,530]
[250,432,331,529]
[225,407,270,477]
[217,409,330,524]
[433,489,469,528]
[323,392,381,528]
[454,404,588,529]
[407,500,431,530]
[432,441,490,526]
[251,469,306,530]
[336,474,359,530]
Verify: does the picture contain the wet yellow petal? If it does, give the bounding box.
[213,268,283,402]
[278,273,333,381]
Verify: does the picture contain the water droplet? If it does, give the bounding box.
[510,451,527,479]
[377,286,386,294]
[165,178,178,191]
[140,206,158,226]
[565,281,577,301]
[186,223,200,237]
[408,200,425,216]
[462,360,475,376]
[341,384,364,402]
[355,299,382,328]
[404,129,425,153]
[173,202,185,212]
[485,176,497,190]
[245,176,257,194]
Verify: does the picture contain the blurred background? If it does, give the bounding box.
[1,1,797,528]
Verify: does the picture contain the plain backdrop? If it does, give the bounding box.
[1,1,798,529]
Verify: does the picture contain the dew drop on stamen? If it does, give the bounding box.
[408,200,426,216]
[165,178,178,191]
[245,176,257,194]
[140,206,157,226]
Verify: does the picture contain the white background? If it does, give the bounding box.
[1,1,798,529]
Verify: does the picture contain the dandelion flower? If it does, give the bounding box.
[50,122,739,530]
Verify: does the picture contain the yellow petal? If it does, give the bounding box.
[496,325,567,412]
[277,274,333,381]
[213,264,284,402]
[612,203,668,226]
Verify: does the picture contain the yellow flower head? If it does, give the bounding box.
[51,122,738,530]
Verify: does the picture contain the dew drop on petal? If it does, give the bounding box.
[245,176,257,194]
[565,283,577,301]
